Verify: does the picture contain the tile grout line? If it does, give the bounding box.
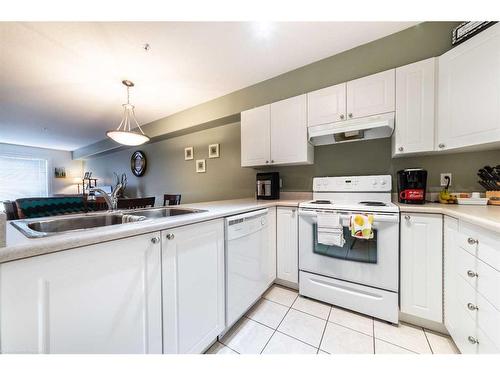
[422,328,434,354]
[375,337,420,354]
[260,293,300,354]
[317,306,332,354]
[372,315,376,354]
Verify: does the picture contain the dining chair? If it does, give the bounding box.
[163,194,181,206]
[117,197,155,210]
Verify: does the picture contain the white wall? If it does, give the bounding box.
[0,143,83,196]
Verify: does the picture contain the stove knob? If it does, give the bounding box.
[372,180,378,186]
[380,180,387,186]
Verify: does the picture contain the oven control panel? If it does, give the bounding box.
[313,175,392,192]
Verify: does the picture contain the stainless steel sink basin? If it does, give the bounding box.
[12,207,207,238]
[124,207,206,219]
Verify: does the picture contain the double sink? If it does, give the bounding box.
[12,207,206,238]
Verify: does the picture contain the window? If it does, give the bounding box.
[0,155,48,202]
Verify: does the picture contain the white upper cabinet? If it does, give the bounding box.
[437,23,500,152]
[346,69,395,119]
[393,57,437,156]
[307,82,347,126]
[241,95,313,167]
[240,104,271,166]
[0,233,163,354]
[270,94,313,165]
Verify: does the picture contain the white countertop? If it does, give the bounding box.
[3,197,500,264]
[396,202,500,233]
[0,198,301,264]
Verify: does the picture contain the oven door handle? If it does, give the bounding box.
[298,210,400,224]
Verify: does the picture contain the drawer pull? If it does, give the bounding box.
[467,270,479,278]
[151,237,160,244]
[166,233,175,240]
[467,237,478,245]
[468,336,479,345]
[467,303,479,311]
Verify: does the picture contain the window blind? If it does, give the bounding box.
[0,155,48,202]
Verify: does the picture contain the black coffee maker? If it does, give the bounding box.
[397,168,427,204]
[256,172,280,200]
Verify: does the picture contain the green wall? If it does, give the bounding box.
[84,122,257,204]
[84,122,500,203]
[83,22,500,203]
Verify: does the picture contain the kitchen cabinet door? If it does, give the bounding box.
[346,69,395,119]
[437,23,500,152]
[400,213,443,323]
[162,219,225,354]
[307,82,347,127]
[241,104,271,167]
[276,207,299,285]
[270,95,313,166]
[0,233,163,354]
[266,207,277,285]
[393,58,436,156]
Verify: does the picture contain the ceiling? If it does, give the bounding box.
[0,22,418,151]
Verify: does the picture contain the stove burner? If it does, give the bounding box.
[310,200,332,205]
[359,201,387,206]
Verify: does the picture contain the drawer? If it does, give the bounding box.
[299,270,398,323]
[456,246,500,310]
[456,274,500,349]
[458,221,500,271]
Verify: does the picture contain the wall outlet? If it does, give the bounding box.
[440,173,452,187]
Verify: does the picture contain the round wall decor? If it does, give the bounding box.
[131,150,147,177]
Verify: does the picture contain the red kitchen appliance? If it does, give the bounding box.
[397,168,427,204]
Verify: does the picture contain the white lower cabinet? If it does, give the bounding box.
[276,207,298,285]
[267,207,277,285]
[162,219,225,354]
[0,233,163,354]
[444,217,500,354]
[400,213,443,323]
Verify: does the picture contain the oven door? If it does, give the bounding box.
[299,208,399,292]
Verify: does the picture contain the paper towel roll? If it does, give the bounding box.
[0,212,6,248]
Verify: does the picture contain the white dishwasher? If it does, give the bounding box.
[225,208,271,329]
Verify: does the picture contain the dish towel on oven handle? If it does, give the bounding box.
[349,214,374,239]
[317,212,345,247]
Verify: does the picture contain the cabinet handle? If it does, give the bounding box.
[468,336,479,345]
[467,303,479,311]
[398,146,404,152]
[166,233,175,240]
[271,160,274,163]
[467,270,479,278]
[348,113,353,118]
[151,237,160,244]
[404,215,411,221]
[438,143,445,149]
[340,114,345,120]
[467,237,478,245]
[265,160,269,164]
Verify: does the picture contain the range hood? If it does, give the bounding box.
[308,112,395,146]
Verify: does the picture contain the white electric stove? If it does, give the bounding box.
[298,175,400,323]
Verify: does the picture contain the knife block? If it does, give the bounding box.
[486,191,500,205]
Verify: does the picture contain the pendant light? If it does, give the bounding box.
[106,80,150,146]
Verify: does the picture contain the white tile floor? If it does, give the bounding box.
[208,284,460,355]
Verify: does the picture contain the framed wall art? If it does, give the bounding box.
[208,143,220,158]
[196,159,206,173]
[184,146,194,160]
[130,150,147,177]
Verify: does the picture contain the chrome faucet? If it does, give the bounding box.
[88,183,123,211]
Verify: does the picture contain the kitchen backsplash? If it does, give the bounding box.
[83,122,500,204]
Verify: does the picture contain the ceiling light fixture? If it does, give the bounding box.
[106,80,150,146]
